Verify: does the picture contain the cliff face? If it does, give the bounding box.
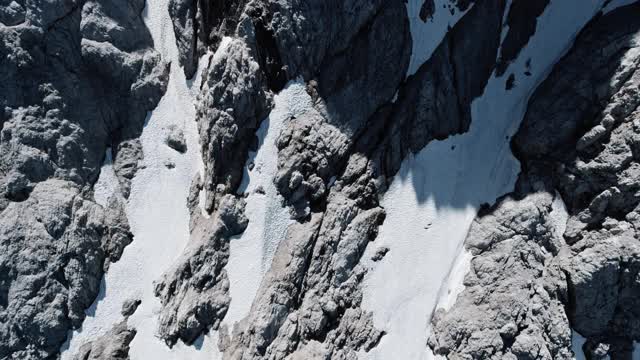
[1,0,639,359]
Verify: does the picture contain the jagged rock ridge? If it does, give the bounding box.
[1,0,639,359]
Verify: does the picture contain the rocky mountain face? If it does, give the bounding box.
[0,0,639,360]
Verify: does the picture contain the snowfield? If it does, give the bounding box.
[224,81,312,331]
[360,1,609,359]
[405,0,468,76]
[61,0,221,358]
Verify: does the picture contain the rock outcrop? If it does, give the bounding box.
[3,0,640,358]
[0,0,168,358]
[430,3,640,359]
[73,298,141,360]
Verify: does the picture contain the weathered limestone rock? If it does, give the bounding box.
[0,0,168,357]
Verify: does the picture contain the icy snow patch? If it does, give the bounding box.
[224,81,312,329]
[572,330,588,360]
[405,0,470,76]
[602,0,638,13]
[93,148,120,207]
[60,0,222,359]
[361,1,607,359]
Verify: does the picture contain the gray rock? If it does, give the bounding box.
[121,298,141,317]
[165,125,187,153]
[432,4,640,359]
[156,0,640,359]
[195,38,272,213]
[112,139,143,198]
[0,0,167,357]
[429,192,573,359]
[168,0,249,78]
[179,0,513,358]
[153,195,248,346]
[74,321,136,360]
[271,0,412,217]
[420,0,436,22]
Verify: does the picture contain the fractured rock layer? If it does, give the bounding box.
[431,3,640,359]
[0,0,168,358]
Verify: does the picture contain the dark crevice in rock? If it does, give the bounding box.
[251,14,287,92]
[169,0,250,78]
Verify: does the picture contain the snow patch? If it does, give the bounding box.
[60,1,221,359]
[405,0,470,76]
[435,249,472,312]
[224,81,312,329]
[572,330,587,360]
[93,148,120,207]
[550,192,569,239]
[361,1,607,359]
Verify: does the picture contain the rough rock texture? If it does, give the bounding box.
[74,321,136,360]
[73,299,141,360]
[153,195,248,346]
[1,0,632,357]
[223,156,387,360]
[0,0,168,358]
[165,125,187,153]
[429,190,576,359]
[169,0,249,78]
[196,38,272,212]
[112,139,143,198]
[157,0,551,357]
[219,0,513,359]
[431,4,640,359]
[156,0,411,346]
[272,0,411,218]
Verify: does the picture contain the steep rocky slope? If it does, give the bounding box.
[1,0,639,359]
[430,3,640,359]
[0,0,167,358]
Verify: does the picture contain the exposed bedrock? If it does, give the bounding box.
[72,299,141,360]
[196,38,272,212]
[431,3,640,359]
[222,155,386,360]
[220,0,514,359]
[160,0,640,357]
[154,195,248,346]
[168,0,250,78]
[0,0,168,358]
[157,0,411,346]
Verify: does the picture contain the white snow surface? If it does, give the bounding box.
[60,1,222,359]
[361,1,608,359]
[224,81,312,330]
[405,0,469,76]
[92,148,120,207]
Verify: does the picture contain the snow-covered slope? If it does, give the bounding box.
[60,1,220,358]
[224,81,312,330]
[360,1,608,359]
[405,0,469,76]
